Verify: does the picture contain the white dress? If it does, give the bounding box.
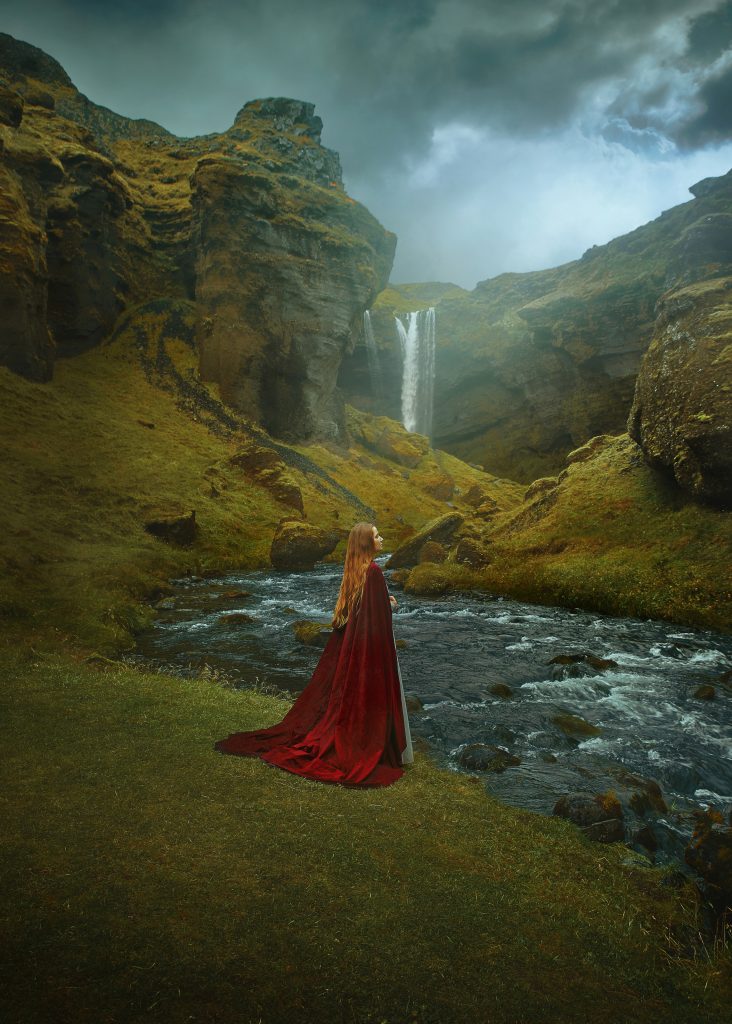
[394,633,414,764]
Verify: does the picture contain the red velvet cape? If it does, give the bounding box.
[214,561,408,787]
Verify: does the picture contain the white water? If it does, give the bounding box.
[395,307,436,438]
[362,310,384,402]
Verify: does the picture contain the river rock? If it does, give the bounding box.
[550,713,602,738]
[693,684,716,700]
[547,652,618,679]
[270,520,340,570]
[553,791,625,843]
[684,806,732,911]
[456,743,521,773]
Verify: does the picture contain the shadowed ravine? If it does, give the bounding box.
[136,555,732,875]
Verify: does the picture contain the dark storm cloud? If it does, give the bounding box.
[2,0,732,284]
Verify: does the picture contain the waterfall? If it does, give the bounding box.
[363,310,384,402]
[395,307,436,438]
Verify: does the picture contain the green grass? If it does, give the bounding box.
[2,643,730,1024]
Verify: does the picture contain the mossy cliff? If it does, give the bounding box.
[341,170,732,488]
[0,33,394,442]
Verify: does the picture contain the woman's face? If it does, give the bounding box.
[372,526,383,552]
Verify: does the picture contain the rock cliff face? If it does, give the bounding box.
[0,33,394,442]
[342,171,732,484]
[628,274,732,507]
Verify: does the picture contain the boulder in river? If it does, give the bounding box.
[270,520,340,570]
[547,652,618,678]
[551,713,602,738]
[553,791,625,843]
[456,743,521,773]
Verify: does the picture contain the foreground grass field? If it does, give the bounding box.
[2,642,731,1024]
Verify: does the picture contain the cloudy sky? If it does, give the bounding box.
[3,0,732,287]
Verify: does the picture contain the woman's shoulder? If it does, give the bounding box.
[367,560,382,574]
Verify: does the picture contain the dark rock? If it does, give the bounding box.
[550,713,602,738]
[270,521,340,570]
[488,682,513,699]
[456,742,521,773]
[547,652,618,678]
[693,684,716,700]
[684,806,732,911]
[553,791,625,843]
[633,825,658,852]
[143,507,198,546]
[219,612,255,624]
[405,694,423,713]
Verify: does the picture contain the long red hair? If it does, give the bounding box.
[331,522,377,629]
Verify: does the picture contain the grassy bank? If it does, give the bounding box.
[2,643,731,1024]
[404,436,732,635]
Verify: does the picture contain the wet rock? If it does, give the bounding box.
[488,682,513,699]
[633,825,658,853]
[405,694,423,713]
[693,684,716,700]
[218,589,252,600]
[395,638,408,649]
[292,620,331,646]
[142,507,198,546]
[540,752,558,763]
[550,713,602,738]
[220,611,255,624]
[684,806,732,911]
[553,791,625,843]
[154,597,176,610]
[547,652,618,678]
[270,520,340,570]
[456,742,521,773]
[386,512,464,569]
[386,568,410,589]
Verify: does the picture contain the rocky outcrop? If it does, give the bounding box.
[627,274,732,507]
[0,33,395,444]
[270,520,341,570]
[342,168,732,484]
[385,512,464,569]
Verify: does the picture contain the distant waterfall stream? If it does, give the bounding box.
[395,307,436,438]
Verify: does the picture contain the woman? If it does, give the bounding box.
[214,523,414,788]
